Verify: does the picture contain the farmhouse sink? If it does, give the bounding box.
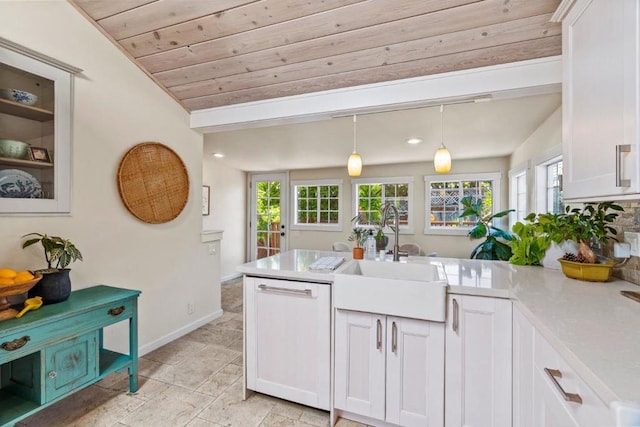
[332,260,448,322]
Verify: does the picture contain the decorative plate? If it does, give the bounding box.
[0,169,42,198]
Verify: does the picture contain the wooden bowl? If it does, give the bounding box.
[0,274,43,298]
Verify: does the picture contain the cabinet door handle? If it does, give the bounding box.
[376,319,382,350]
[258,284,312,297]
[452,298,459,333]
[48,371,57,379]
[616,144,631,187]
[108,306,125,316]
[1,335,30,351]
[544,368,583,404]
[391,321,398,354]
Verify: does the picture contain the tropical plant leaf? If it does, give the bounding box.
[468,224,487,239]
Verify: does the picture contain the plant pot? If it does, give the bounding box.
[353,247,364,260]
[558,259,615,282]
[375,236,389,252]
[28,269,71,304]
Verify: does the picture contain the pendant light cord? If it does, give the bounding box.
[440,104,444,149]
[353,115,357,153]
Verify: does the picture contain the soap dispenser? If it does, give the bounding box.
[365,230,376,260]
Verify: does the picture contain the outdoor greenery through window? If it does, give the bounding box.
[424,173,501,235]
[353,178,412,230]
[256,180,281,258]
[292,180,341,229]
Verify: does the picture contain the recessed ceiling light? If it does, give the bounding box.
[406,137,423,145]
[211,152,225,158]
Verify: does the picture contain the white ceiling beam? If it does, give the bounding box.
[190,56,561,133]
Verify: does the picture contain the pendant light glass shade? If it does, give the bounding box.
[348,115,362,177]
[434,104,452,173]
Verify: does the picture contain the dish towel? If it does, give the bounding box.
[309,256,345,271]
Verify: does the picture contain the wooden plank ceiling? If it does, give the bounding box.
[70,0,562,112]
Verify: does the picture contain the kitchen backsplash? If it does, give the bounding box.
[607,200,640,285]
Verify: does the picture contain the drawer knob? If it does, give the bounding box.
[1,335,30,351]
[108,306,125,316]
[48,371,57,379]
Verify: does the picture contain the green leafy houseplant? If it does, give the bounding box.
[460,196,514,261]
[560,201,623,263]
[509,212,565,266]
[348,216,366,248]
[22,233,83,272]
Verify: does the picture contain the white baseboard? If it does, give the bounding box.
[221,272,242,283]
[138,309,224,356]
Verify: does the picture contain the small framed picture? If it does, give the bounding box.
[202,185,210,216]
[30,147,51,163]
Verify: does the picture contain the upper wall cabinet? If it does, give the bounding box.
[0,38,80,214]
[561,0,640,201]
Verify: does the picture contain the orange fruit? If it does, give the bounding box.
[0,268,17,279]
[14,271,34,283]
[0,277,15,286]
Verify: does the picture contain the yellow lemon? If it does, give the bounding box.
[14,271,34,283]
[0,277,15,286]
[0,268,17,279]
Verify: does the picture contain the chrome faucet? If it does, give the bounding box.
[381,202,401,261]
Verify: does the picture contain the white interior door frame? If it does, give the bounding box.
[247,171,289,261]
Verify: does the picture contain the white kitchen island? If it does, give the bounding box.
[238,249,640,427]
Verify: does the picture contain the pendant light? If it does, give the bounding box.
[434,104,452,174]
[347,115,362,176]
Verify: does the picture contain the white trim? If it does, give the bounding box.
[290,179,343,231]
[190,57,562,132]
[352,177,415,234]
[508,162,530,227]
[221,272,243,283]
[424,172,502,236]
[533,145,563,213]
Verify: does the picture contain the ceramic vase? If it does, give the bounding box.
[28,269,71,304]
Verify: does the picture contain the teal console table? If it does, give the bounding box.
[0,285,140,427]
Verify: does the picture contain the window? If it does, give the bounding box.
[534,147,563,214]
[509,165,528,227]
[424,173,502,235]
[352,177,414,233]
[291,180,342,230]
[546,160,563,214]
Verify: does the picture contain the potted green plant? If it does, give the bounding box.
[348,216,366,259]
[22,233,83,304]
[460,196,514,261]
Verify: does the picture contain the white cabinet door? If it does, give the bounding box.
[513,306,535,427]
[445,295,512,427]
[334,309,386,420]
[386,316,444,427]
[245,277,331,410]
[533,364,580,427]
[562,0,640,200]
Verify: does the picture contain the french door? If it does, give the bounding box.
[249,172,288,261]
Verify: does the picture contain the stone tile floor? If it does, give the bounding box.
[16,278,367,427]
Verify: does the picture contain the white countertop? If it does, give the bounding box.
[237,249,640,405]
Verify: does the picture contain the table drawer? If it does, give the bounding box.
[0,298,134,363]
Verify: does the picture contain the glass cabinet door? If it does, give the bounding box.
[0,39,76,214]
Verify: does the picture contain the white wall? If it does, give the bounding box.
[289,157,510,259]
[509,106,562,214]
[0,2,220,354]
[202,152,247,280]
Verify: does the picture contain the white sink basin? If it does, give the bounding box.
[332,260,448,322]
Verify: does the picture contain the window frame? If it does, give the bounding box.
[290,179,343,231]
[424,172,502,236]
[533,146,563,214]
[508,163,529,228]
[351,176,414,234]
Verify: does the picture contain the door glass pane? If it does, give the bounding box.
[255,180,282,260]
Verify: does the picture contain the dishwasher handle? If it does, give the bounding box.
[258,284,313,297]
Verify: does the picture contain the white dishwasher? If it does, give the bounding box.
[244,276,331,410]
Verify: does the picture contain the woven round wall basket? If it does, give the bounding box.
[117,142,189,224]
